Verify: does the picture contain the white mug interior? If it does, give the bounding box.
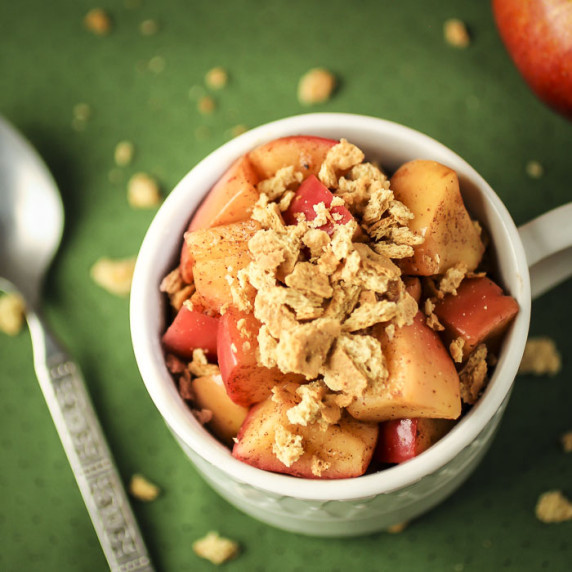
[130,113,532,533]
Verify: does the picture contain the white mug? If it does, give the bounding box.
[130,113,572,537]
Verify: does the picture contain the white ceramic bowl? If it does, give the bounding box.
[131,113,572,536]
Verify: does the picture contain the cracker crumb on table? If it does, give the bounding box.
[535,490,572,523]
[518,337,562,376]
[129,474,161,502]
[297,68,336,105]
[561,431,572,453]
[84,8,112,35]
[90,256,136,296]
[127,172,162,208]
[443,18,470,48]
[205,67,228,90]
[192,531,240,565]
[0,292,26,336]
[114,141,135,166]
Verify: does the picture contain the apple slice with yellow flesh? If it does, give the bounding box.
[348,312,461,422]
[374,417,456,464]
[189,156,260,232]
[183,220,260,312]
[434,276,519,359]
[232,381,378,479]
[390,160,485,276]
[247,135,337,179]
[191,374,248,446]
[217,309,303,407]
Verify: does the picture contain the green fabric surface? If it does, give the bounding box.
[1,1,571,570]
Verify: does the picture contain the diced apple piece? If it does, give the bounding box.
[162,304,219,360]
[188,156,260,232]
[217,309,302,406]
[192,374,248,445]
[233,382,378,479]
[282,175,353,233]
[247,136,337,180]
[193,252,250,313]
[348,312,461,421]
[390,160,485,275]
[434,276,519,359]
[374,417,456,464]
[403,276,422,303]
[182,219,260,280]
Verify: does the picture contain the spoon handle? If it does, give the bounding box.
[26,310,155,572]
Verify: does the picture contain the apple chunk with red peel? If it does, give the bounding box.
[191,374,248,446]
[374,418,456,464]
[188,156,260,233]
[282,175,353,233]
[247,135,337,180]
[162,304,219,360]
[348,312,461,422]
[233,382,378,479]
[390,160,485,276]
[217,309,303,407]
[434,276,519,359]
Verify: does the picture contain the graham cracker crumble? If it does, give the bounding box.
[188,348,220,378]
[128,172,162,209]
[449,337,465,364]
[459,344,488,404]
[444,18,470,49]
[297,68,336,106]
[319,139,365,189]
[518,337,562,376]
[561,431,572,453]
[129,474,161,502]
[84,8,112,36]
[192,531,240,565]
[272,424,304,467]
[0,292,26,336]
[535,490,572,523]
[160,268,195,311]
[90,256,136,296]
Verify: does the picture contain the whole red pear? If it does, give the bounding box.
[492,0,572,120]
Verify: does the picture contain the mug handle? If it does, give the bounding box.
[518,202,572,300]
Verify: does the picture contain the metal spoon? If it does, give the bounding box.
[0,116,154,572]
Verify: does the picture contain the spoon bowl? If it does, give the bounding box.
[0,116,63,306]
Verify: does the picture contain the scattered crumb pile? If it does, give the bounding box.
[192,531,240,565]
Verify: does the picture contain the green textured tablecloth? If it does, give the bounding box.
[1,1,571,570]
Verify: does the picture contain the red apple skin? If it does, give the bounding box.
[433,277,519,358]
[282,174,353,233]
[217,309,303,407]
[162,305,219,360]
[374,418,455,464]
[492,0,572,120]
[188,156,260,232]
